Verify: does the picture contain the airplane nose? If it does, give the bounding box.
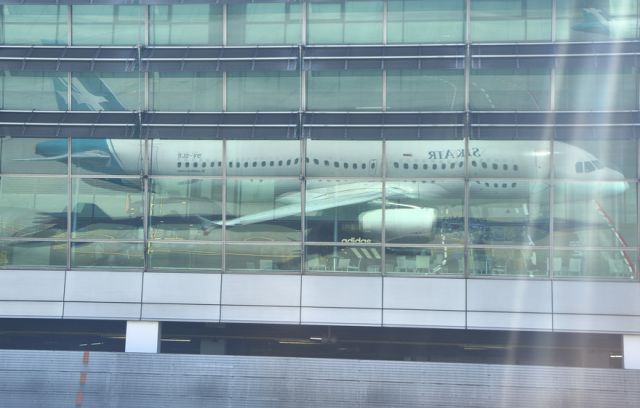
[35,139,67,158]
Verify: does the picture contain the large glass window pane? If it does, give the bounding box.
[72,5,143,45]
[226,243,300,272]
[387,70,464,111]
[150,72,222,112]
[0,241,66,268]
[150,5,223,45]
[469,247,549,277]
[555,67,636,111]
[1,5,67,45]
[467,139,551,178]
[554,137,636,180]
[71,73,140,111]
[148,242,222,271]
[1,138,67,175]
[149,179,222,241]
[226,72,299,112]
[227,1,301,45]
[470,69,551,111]
[387,0,464,43]
[150,139,223,177]
[71,139,142,176]
[557,0,638,41]
[308,0,384,44]
[554,181,636,247]
[552,249,636,279]
[306,140,382,177]
[305,245,381,273]
[0,71,65,110]
[305,180,382,243]
[0,176,68,239]
[469,180,550,246]
[71,178,143,240]
[385,247,464,275]
[385,181,464,245]
[306,70,382,111]
[227,140,300,177]
[471,0,552,42]
[226,178,301,242]
[386,140,466,178]
[71,241,143,269]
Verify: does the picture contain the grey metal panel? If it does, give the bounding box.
[553,281,640,315]
[141,304,220,322]
[301,275,382,308]
[221,305,300,324]
[467,312,553,331]
[142,272,221,304]
[221,274,301,307]
[467,279,552,313]
[301,307,382,326]
[1,350,639,408]
[554,314,640,334]
[383,277,465,310]
[0,269,65,301]
[383,310,465,328]
[0,301,63,318]
[64,271,142,303]
[63,302,141,320]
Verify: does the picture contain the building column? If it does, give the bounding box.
[125,321,161,353]
[623,334,640,369]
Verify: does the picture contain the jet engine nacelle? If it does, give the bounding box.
[359,208,437,241]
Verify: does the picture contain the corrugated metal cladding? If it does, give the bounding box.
[1,350,639,408]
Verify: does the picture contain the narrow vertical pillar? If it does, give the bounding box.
[623,334,640,369]
[125,321,161,353]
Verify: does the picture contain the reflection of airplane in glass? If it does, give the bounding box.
[8,72,630,247]
[27,137,628,243]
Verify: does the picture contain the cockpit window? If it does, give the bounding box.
[576,160,600,173]
[575,162,583,173]
[584,161,595,172]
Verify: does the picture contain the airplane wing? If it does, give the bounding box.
[223,183,389,227]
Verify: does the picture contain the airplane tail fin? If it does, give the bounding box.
[70,74,127,111]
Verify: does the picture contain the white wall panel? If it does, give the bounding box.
[221,274,300,306]
[467,312,552,331]
[553,281,640,315]
[301,276,382,308]
[301,307,381,326]
[468,279,552,313]
[65,271,142,303]
[63,302,141,320]
[221,305,299,324]
[383,310,465,328]
[142,273,221,304]
[0,301,63,318]
[141,304,220,322]
[0,270,65,301]
[383,277,465,310]
[554,314,640,333]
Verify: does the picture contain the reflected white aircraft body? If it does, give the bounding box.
[30,137,628,240]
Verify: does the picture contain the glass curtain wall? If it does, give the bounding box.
[1,135,635,279]
[2,2,640,46]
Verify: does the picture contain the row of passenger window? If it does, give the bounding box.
[1,1,638,46]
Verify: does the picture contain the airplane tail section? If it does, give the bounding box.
[70,74,127,111]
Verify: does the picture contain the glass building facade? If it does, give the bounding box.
[0,0,638,281]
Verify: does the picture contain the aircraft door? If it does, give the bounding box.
[368,159,378,176]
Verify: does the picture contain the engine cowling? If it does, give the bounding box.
[359,208,437,241]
